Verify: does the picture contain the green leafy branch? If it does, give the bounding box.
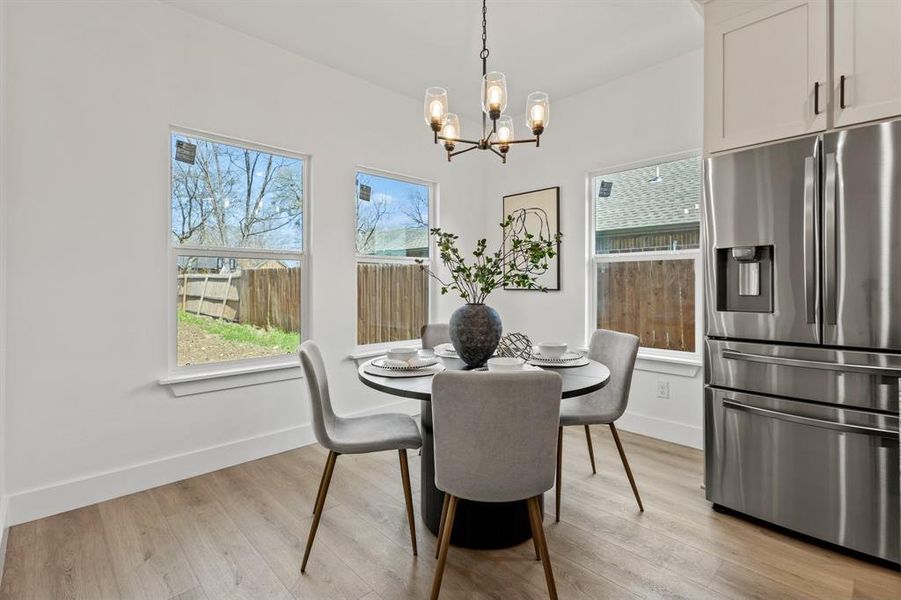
[418,208,562,304]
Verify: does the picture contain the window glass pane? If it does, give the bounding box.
[355,172,430,257]
[171,134,303,251]
[357,262,429,345]
[176,256,301,366]
[596,259,695,352]
[594,157,701,254]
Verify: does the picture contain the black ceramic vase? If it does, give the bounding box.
[449,303,503,367]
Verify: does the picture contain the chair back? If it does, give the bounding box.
[431,371,563,502]
[299,340,338,450]
[421,323,451,349]
[588,329,640,420]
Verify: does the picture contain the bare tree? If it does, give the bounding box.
[401,188,429,229]
[171,137,303,249]
[355,174,390,253]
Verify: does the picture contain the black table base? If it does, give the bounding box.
[420,401,543,549]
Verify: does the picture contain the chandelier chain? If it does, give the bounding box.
[479,0,489,67]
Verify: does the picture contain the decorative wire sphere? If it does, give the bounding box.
[496,332,533,360]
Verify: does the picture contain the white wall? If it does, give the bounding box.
[482,49,705,449]
[2,0,486,525]
[0,0,9,551]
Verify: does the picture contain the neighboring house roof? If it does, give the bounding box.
[595,156,701,232]
[359,226,429,254]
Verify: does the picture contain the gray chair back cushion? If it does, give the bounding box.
[431,371,563,502]
[421,323,451,349]
[299,341,338,449]
[587,329,640,421]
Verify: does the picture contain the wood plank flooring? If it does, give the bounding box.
[1,427,899,599]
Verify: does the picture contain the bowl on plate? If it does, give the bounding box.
[486,357,525,372]
[537,342,568,359]
[386,346,418,363]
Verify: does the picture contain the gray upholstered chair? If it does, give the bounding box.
[429,371,563,600]
[555,329,642,521]
[421,323,451,349]
[298,340,422,573]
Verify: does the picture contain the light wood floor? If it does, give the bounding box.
[1,427,899,600]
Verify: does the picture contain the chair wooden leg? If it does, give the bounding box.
[527,496,558,600]
[609,423,644,512]
[312,456,328,515]
[526,500,544,561]
[435,493,450,559]
[301,451,338,573]
[584,424,597,474]
[429,495,458,600]
[555,427,563,522]
[398,449,418,556]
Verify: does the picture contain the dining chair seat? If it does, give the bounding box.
[328,413,422,454]
[559,396,621,426]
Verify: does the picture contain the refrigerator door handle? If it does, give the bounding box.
[803,155,817,324]
[824,152,838,325]
[722,399,898,438]
[722,348,901,376]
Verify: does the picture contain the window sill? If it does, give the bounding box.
[159,356,303,397]
[349,340,422,362]
[577,347,702,377]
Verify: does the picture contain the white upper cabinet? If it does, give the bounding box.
[705,1,829,153]
[833,0,901,127]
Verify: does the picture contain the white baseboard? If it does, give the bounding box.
[0,495,9,586]
[7,398,420,526]
[616,410,703,450]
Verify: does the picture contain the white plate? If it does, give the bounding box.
[531,350,584,362]
[472,364,543,372]
[363,360,446,378]
[434,343,458,358]
[371,356,440,371]
[528,355,590,368]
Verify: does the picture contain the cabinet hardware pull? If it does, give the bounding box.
[840,74,847,109]
[814,81,821,114]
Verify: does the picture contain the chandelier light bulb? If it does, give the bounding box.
[424,87,448,131]
[442,113,460,153]
[481,72,507,119]
[496,115,514,154]
[526,91,549,135]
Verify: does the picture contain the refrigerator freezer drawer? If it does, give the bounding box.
[705,388,899,564]
[706,339,901,413]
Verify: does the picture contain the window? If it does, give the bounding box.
[170,130,307,368]
[590,155,701,355]
[355,169,433,346]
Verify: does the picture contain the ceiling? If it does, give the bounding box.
[164,0,703,121]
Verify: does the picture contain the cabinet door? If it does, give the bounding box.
[833,0,901,127]
[705,1,828,153]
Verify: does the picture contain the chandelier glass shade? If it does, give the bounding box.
[424,0,548,164]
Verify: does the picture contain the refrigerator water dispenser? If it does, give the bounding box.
[715,245,773,313]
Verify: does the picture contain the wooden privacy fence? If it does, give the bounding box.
[357,262,429,345]
[178,267,301,333]
[596,259,695,352]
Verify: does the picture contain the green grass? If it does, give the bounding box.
[178,310,299,353]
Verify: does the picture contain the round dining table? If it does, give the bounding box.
[357,356,611,550]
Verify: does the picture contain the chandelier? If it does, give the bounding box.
[424,0,549,164]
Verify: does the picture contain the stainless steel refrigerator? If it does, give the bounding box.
[704,119,900,565]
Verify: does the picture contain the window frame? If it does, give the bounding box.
[164,126,312,381]
[586,150,703,363]
[354,166,437,352]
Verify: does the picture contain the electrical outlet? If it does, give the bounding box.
[656,380,670,399]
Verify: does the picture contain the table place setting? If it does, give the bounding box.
[527,341,590,368]
[362,346,446,378]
